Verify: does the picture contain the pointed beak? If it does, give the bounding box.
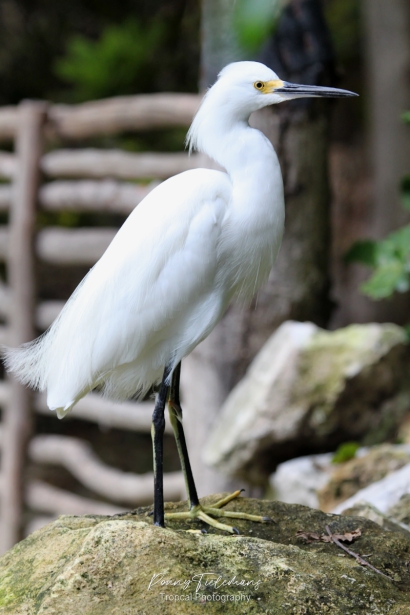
[275,81,358,99]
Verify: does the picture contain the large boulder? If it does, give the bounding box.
[204,321,410,484]
[270,452,334,508]
[332,462,410,516]
[319,444,410,511]
[0,496,409,614]
[270,445,410,512]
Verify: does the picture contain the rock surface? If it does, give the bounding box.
[204,321,410,484]
[270,452,334,508]
[332,462,410,516]
[339,502,410,536]
[319,445,410,511]
[388,494,410,528]
[1,496,410,614]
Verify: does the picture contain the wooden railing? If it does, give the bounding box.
[0,92,202,552]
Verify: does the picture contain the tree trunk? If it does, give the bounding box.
[183,0,336,495]
[199,0,244,90]
[360,0,410,324]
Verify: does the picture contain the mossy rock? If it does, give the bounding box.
[388,494,410,528]
[0,496,409,614]
[318,444,410,511]
[205,322,410,484]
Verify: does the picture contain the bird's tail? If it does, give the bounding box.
[3,333,49,391]
[3,332,82,418]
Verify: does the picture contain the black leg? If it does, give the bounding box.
[151,365,171,527]
[168,362,200,509]
[165,362,269,532]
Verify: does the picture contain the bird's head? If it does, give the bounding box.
[187,61,357,155]
[215,61,358,113]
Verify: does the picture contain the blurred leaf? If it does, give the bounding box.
[404,324,410,342]
[352,111,410,303]
[324,0,361,64]
[332,442,360,464]
[384,225,410,260]
[54,19,164,101]
[348,225,410,300]
[233,0,283,53]
[402,111,410,124]
[344,240,377,266]
[401,175,410,211]
[361,260,408,300]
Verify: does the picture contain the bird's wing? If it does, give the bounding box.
[41,168,232,405]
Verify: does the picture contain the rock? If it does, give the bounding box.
[0,495,410,614]
[270,452,334,508]
[204,321,410,484]
[332,463,410,515]
[270,448,372,509]
[397,414,410,444]
[319,444,410,511]
[388,494,410,527]
[340,502,410,536]
[270,445,410,512]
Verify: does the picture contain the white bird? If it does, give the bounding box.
[4,61,356,532]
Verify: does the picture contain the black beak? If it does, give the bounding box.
[275,81,358,99]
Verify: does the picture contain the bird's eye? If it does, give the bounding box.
[254,81,264,91]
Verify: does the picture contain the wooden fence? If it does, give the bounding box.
[0,92,202,552]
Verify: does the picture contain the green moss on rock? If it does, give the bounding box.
[295,324,408,434]
[0,496,409,614]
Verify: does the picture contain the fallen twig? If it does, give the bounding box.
[325,525,394,582]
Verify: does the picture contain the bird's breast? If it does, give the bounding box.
[220,184,285,301]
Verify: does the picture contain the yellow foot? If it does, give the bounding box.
[165,490,272,534]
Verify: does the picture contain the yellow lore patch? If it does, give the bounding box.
[253,79,284,93]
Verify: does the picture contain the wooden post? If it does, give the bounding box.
[0,101,47,553]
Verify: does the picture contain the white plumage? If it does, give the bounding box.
[4,61,356,418]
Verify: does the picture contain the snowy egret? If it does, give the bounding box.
[4,61,357,533]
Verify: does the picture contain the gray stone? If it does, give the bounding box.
[332,462,410,516]
[319,444,410,511]
[340,502,410,536]
[204,321,410,484]
[270,448,375,509]
[270,452,334,508]
[388,493,410,527]
[1,496,410,614]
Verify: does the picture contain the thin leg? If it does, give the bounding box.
[168,362,200,509]
[151,365,171,527]
[164,361,273,533]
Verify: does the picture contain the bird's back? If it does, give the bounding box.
[4,168,234,415]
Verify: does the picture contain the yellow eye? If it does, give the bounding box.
[254,81,264,91]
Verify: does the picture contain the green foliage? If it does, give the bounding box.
[54,19,164,101]
[324,0,361,64]
[401,175,410,211]
[345,226,410,300]
[346,111,410,301]
[402,111,410,125]
[344,240,377,268]
[332,441,360,464]
[233,0,282,53]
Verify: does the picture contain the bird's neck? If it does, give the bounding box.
[207,123,284,221]
[188,103,284,218]
[199,117,279,180]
